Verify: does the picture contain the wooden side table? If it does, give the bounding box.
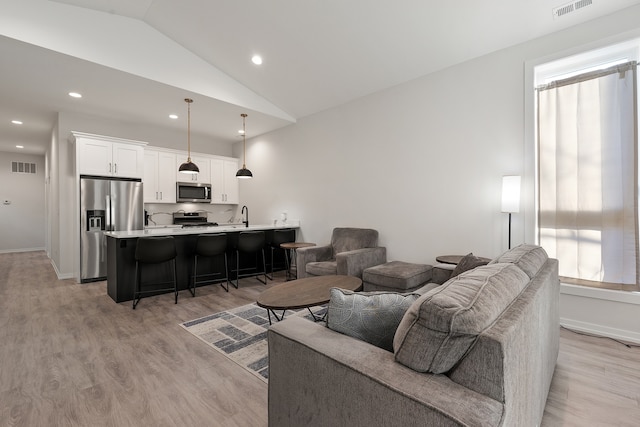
[280,242,315,280]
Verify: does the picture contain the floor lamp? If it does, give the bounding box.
[501,176,521,249]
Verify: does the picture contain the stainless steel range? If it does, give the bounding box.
[173,212,218,228]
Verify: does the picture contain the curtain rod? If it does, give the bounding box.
[536,60,637,92]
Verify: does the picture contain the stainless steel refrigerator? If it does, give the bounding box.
[80,176,143,282]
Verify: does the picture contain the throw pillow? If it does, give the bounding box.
[450,252,489,278]
[326,288,420,352]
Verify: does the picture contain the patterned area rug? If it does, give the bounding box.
[180,303,326,383]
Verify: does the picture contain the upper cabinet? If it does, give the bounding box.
[175,155,210,184]
[73,132,146,179]
[144,149,177,203]
[211,158,239,204]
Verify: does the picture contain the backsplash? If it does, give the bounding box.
[144,203,241,226]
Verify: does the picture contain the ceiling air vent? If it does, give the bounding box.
[553,0,593,19]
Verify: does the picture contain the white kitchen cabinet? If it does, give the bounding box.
[176,155,210,184]
[210,158,239,204]
[74,133,145,179]
[144,149,176,203]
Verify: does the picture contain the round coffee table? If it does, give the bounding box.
[257,275,362,324]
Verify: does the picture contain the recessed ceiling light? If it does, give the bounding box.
[11,120,23,125]
[69,92,82,98]
[251,55,263,65]
[238,129,245,134]
[169,114,178,119]
[16,145,24,149]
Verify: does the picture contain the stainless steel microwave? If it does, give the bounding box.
[176,182,212,203]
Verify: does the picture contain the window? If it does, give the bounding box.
[535,41,640,291]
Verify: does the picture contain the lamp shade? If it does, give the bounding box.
[501,176,521,213]
[236,167,253,179]
[179,160,199,174]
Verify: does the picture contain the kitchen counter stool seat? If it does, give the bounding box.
[192,233,230,294]
[232,231,267,288]
[133,236,178,309]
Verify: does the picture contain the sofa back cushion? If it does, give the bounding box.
[331,228,378,255]
[489,244,548,279]
[393,263,530,374]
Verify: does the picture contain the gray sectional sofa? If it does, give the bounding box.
[268,245,560,426]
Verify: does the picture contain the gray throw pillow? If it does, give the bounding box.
[450,252,489,278]
[326,288,420,352]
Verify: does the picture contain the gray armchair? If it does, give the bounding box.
[296,228,386,279]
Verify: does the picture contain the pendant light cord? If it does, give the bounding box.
[186,98,193,162]
[241,113,248,168]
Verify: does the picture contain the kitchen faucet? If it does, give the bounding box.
[242,205,249,228]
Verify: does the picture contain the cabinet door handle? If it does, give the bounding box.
[160,191,163,200]
[109,162,112,173]
[155,191,159,200]
[114,163,117,174]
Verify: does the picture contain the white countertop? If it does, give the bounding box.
[105,223,299,239]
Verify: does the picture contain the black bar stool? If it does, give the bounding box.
[133,236,178,309]
[232,231,267,288]
[267,228,296,280]
[192,233,230,294]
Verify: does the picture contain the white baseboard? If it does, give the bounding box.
[0,247,45,254]
[50,258,74,280]
[560,317,640,344]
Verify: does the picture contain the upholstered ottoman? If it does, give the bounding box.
[431,263,455,284]
[363,261,433,292]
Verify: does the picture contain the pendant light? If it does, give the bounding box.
[236,113,253,179]
[178,98,199,174]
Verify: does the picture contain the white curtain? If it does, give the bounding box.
[537,62,638,285]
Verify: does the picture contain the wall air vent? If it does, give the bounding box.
[11,161,37,174]
[553,0,593,19]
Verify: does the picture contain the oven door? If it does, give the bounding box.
[176,182,211,203]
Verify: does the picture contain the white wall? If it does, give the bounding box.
[0,151,45,252]
[238,5,640,342]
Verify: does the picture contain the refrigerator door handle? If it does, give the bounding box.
[105,195,112,231]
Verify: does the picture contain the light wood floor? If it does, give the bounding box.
[1,251,638,426]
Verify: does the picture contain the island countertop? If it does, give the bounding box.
[105,223,299,239]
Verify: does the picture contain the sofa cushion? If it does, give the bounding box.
[327,288,421,351]
[489,244,548,278]
[393,263,530,374]
[306,261,337,276]
[450,253,489,278]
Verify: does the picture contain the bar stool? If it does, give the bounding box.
[232,231,267,288]
[267,228,296,280]
[192,233,230,294]
[133,236,178,309]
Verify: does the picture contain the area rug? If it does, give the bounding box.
[180,303,326,383]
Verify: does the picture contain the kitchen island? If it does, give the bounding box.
[105,224,298,303]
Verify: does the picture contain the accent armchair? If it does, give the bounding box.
[296,227,387,279]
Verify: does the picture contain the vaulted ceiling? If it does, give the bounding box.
[2,0,640,154]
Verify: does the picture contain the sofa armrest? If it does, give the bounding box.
[296,245,333,278]
[268,317,503,427]
[336,247,386,278]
